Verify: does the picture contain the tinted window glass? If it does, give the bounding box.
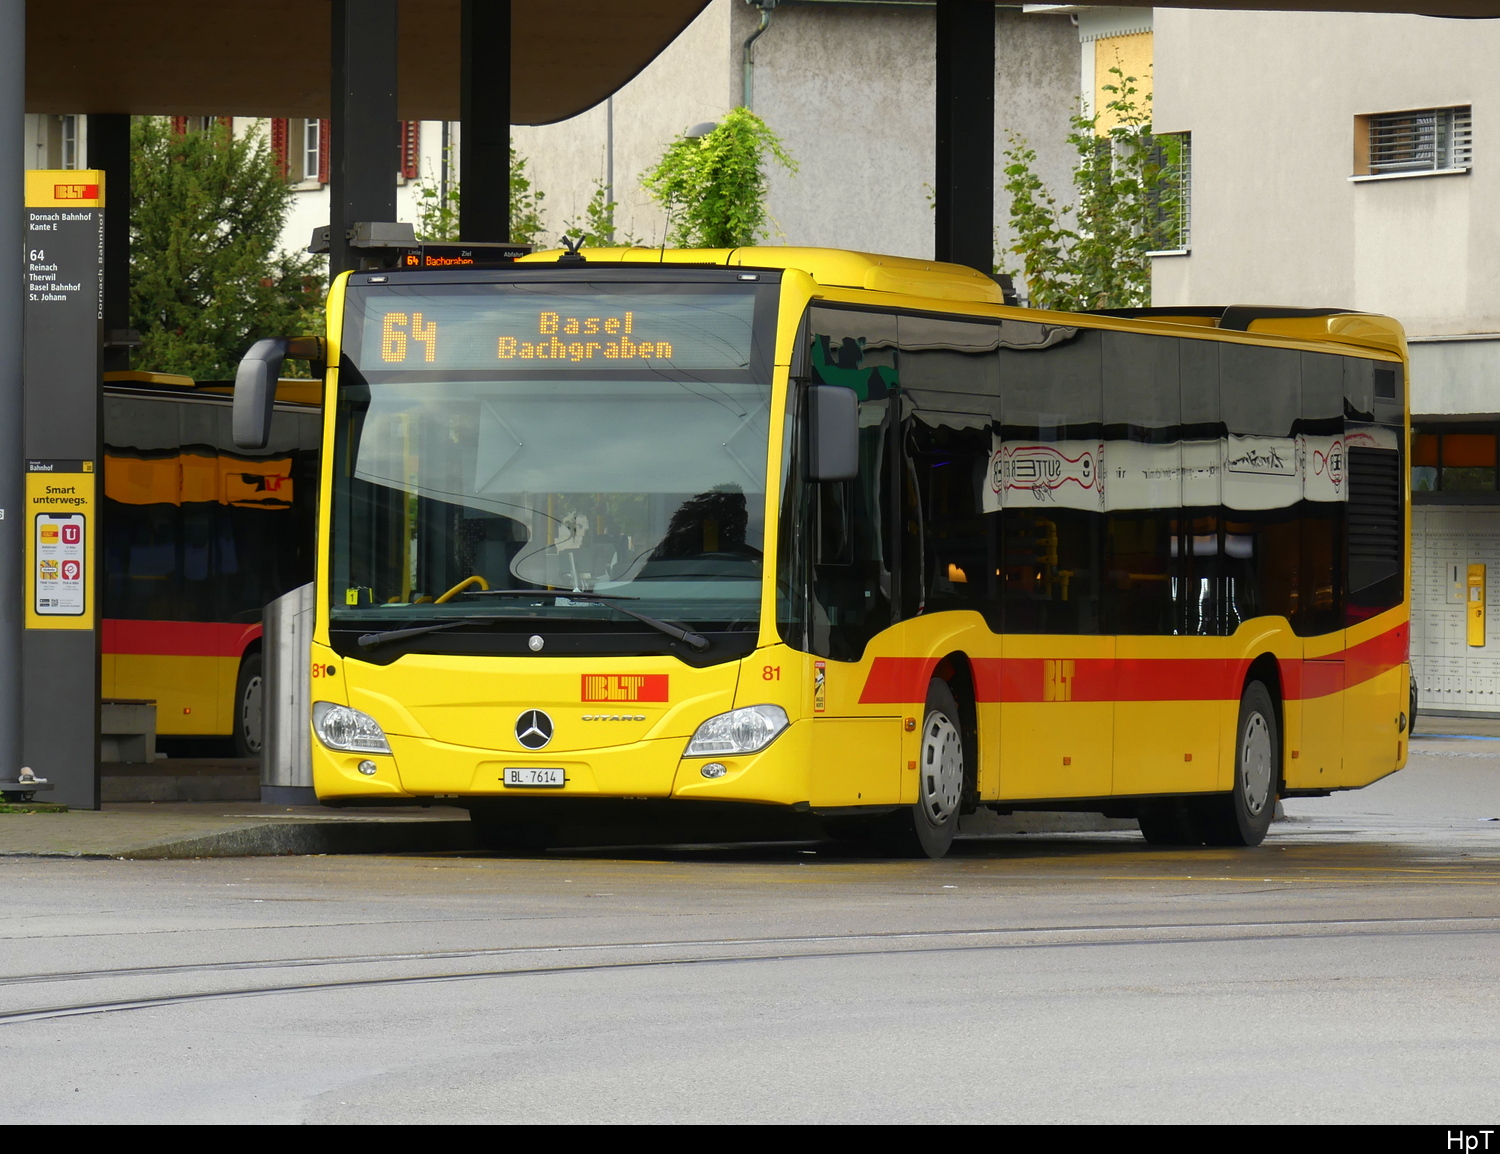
[997,328,1103,634]
[1221,345,1302,630]
[103,395,320,624]
[899,316,1002,625]
[1297,353,1346,635]
[1103,332,1179,635]
[1178,339,1222,635]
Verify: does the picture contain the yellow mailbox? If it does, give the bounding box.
[1468,563,1486,647]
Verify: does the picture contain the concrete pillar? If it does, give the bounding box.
[0,0,24,781]
[330,0,399,275]
[934,0,995,274]
[460,0,511,242]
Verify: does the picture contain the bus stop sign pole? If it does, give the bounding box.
[17,173,104,809]
[0,0,24,797]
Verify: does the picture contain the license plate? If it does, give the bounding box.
[503,767,566,788]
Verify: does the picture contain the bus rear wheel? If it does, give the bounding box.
[876,678,965,859]
[233,651,264,759]
[1202,680,1279,847]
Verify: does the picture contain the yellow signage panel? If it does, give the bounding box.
[1468,562,1486,647]
[25,169,105,209]
[25,463,96,630]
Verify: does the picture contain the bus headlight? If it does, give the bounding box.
[312,701,392,754]
[685,705,789,757]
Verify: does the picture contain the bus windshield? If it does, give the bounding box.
[330,279,776,649]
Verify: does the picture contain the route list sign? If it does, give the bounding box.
[22,173,102,631]
[22,173,104,809]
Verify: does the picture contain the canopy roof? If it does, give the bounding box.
[26,0,713,125]
[25,0,1500,125]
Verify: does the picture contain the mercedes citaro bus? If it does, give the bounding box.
[232,246,1410,857]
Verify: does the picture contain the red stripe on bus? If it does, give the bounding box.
[102,619,262,658]
[858,623,1408,705]
[857,657,939,705]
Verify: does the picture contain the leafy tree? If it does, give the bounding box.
[563,179,639,249]
[130,117,325,379]
[413,146,547,245]
[641,108,796,248]
[1000,68,1183,311]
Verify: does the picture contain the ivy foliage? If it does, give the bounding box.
[413,147,547,245]
[1000,68,1183,311]
[641,108,796,248]
[130,117,325,379]
[563,179,640,249]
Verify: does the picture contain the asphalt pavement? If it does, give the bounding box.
[0,729,1497,1124]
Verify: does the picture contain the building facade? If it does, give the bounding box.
[1150,8,1500,715]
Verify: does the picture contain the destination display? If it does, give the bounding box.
[354,287,758,373]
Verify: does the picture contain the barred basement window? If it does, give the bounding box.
[1356,106,1472,176]
[1147,132,1191,254]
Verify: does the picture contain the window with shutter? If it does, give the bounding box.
[1356,106,1472,176]
[271,118,289,178]
[401,121,421,180]
[1146,132,1190,254]
[318,119,330,184]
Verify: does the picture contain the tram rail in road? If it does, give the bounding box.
[4,913,1500,1026]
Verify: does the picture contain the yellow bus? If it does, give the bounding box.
[234,247,1410,857]
[103,372,322,755]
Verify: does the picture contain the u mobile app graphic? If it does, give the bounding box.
[34,513,85,616]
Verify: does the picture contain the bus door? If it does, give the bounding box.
[802,311,903,809]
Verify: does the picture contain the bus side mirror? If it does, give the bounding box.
[807,385,859,481]
[233,338,287,449]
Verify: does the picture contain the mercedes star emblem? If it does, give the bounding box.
[528,635,545,652]
[515,709,554,750]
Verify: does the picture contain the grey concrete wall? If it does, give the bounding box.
[1410,339,1500,415]
[511,1,734,249]
[746,3,1077,262]
[1152,9,1500,339]
[507,0,1077,263]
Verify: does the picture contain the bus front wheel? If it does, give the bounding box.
[877,678,965,859]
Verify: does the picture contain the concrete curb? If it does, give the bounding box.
[115,819,478,860]
[0,814,478,860]
[1,808,1136,861]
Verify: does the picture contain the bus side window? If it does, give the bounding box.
[1221,343,1302,631]
[1179,338,1222,636]
[997,328,1104,634]
[1103,332,1180,636]
[897,314,1002,628]
[1297,352,1346,636]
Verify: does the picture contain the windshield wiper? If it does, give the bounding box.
[357,617,496,650]
[464,589,712,652]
